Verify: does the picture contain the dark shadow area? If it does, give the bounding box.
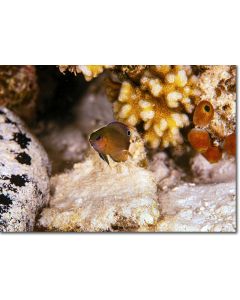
[36,66,89,123]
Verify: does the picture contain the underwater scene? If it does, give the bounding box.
[0,65,236,232]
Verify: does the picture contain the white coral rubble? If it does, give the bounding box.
[157,182,236,232]
[38,152,160,232]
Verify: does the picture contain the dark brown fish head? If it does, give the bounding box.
[89,128,107,153]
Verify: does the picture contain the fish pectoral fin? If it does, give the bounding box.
[110,150,129,162]
[99,152,109,165]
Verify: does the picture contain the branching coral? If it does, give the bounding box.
[109,65,200,149]
[59,65,113,81]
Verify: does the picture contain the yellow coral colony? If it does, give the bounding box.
[111,66,200,149]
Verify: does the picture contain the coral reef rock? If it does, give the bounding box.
[37,151,160,232]
[37,122,88,174]
[149,152,183,191]
[188,66,236,163]
[187,65,236,163]
[191,154,236,184]
[157,181,236,232]
[0,66,38,122]
[0,107,50,232]
[197,65,236,141]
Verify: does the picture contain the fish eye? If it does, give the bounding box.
[96,135,101,141]
[127,130,131,136]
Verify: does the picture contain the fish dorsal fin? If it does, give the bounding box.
[107,122,129,134]
[107,121,131,145]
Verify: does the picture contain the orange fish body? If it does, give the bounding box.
[89,122,131,164]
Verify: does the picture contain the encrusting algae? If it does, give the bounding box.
[58,65,236,164]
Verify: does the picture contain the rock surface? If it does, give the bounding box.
[37,122,88,174]
[0,107,50,232]
[190,153,236,184]
[149,152,184,190]
[157,181,236,232]
[37,151,160,232]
